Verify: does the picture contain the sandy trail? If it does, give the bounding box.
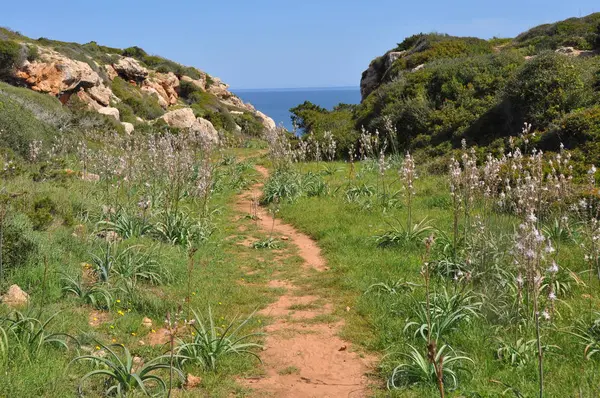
[235,164,373,398]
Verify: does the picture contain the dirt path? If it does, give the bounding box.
[235,164,373,398]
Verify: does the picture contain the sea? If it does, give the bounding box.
[233,87,361,132]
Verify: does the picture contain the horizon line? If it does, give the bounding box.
[232,85,360,92]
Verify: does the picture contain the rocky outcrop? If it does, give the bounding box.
[112,57,148,81]
[360,51,406,100]
[10,40,275,136]
[142,72,179,109]
[1,284,29,307]
[14,48,114,111]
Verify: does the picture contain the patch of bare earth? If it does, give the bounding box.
[236,164,373,397]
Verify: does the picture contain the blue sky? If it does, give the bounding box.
[2,0,598,89]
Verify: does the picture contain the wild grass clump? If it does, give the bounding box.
[176,307,262,372]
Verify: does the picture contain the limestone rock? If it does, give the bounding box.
[161,108,196,129]
[113,57,148,81]
[121,122,135,134]
[411,64,425,72]
[81,171,100,182]
[360,50,406,100]
[1,284,29,307]
[15,53,102,95]
[98,106,120,121]
[181,74,206,91]
[192,117,220,145]
[142,72,179,109]
[186,374,202,389]
[255,110,276,131]
[105,64,118,80]
[87,84,112,106]
[142,317,153,328]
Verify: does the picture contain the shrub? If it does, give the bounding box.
[233,112,265,137]
[0,39,20,78]
[1,212,39,270]
[27,196,57,231]
[504,52,589,129]
[110,77,164,120]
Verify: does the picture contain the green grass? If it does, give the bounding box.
[270,160,600,397]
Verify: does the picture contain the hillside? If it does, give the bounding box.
[0,27,275,152]
[290,13,600,170]
[357,13,600,165]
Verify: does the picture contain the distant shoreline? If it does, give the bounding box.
[232,86,359,93]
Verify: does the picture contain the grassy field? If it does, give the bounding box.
[264,153,600,397]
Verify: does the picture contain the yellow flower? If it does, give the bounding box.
[93,317,97,321]
[131,332,137,336]
[218,302,222,305]
[110,325,115,329]
[151,329,156,334]
[116,299,121,303]
[117,310,125,316]
[192,292,196,296]
[112,338,117,343]
[191,332,196,336]
[95,345,101,350]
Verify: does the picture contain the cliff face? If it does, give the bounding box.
[0,30,275,138]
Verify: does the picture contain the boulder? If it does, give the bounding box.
[98,106,120,121]
[121,122,135,134]
[192,117,220,145]
[1,284,29,307]
[186,374,202,389]
[142,317,153,328]
[255,110,276,131]
[113,57,149,81]
[87,84,112,106]
[15,54,102,96]
[161,108,196,129]
[77,90,103,111]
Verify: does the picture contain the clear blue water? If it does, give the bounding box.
[233,87,361,131]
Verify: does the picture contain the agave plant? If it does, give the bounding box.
[0,311,75,359]
[375,217,434,248]
[153,209,212,247]
[570,313,600,360]
[252,237,281,250]
[111,245,168,286]
[387,344,473,390]
[404,288,482,341]
[345,183,375,203]
[262,169,303,204]
[96,209,153,240]
[176,307,262,371]
[495,337,559,367]
[302,172,328,197]
[60,273,113,309]
[74,342,184,397]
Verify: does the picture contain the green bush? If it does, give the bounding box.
[233,112,265,137]
[110,77,164,120]
[27,196,57,231]
[514,13,600,51]
[504,52,589,129]
[290,101,359,157]
[0,39,21,78]
[1,212,39,270]
[0,82,68,157]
